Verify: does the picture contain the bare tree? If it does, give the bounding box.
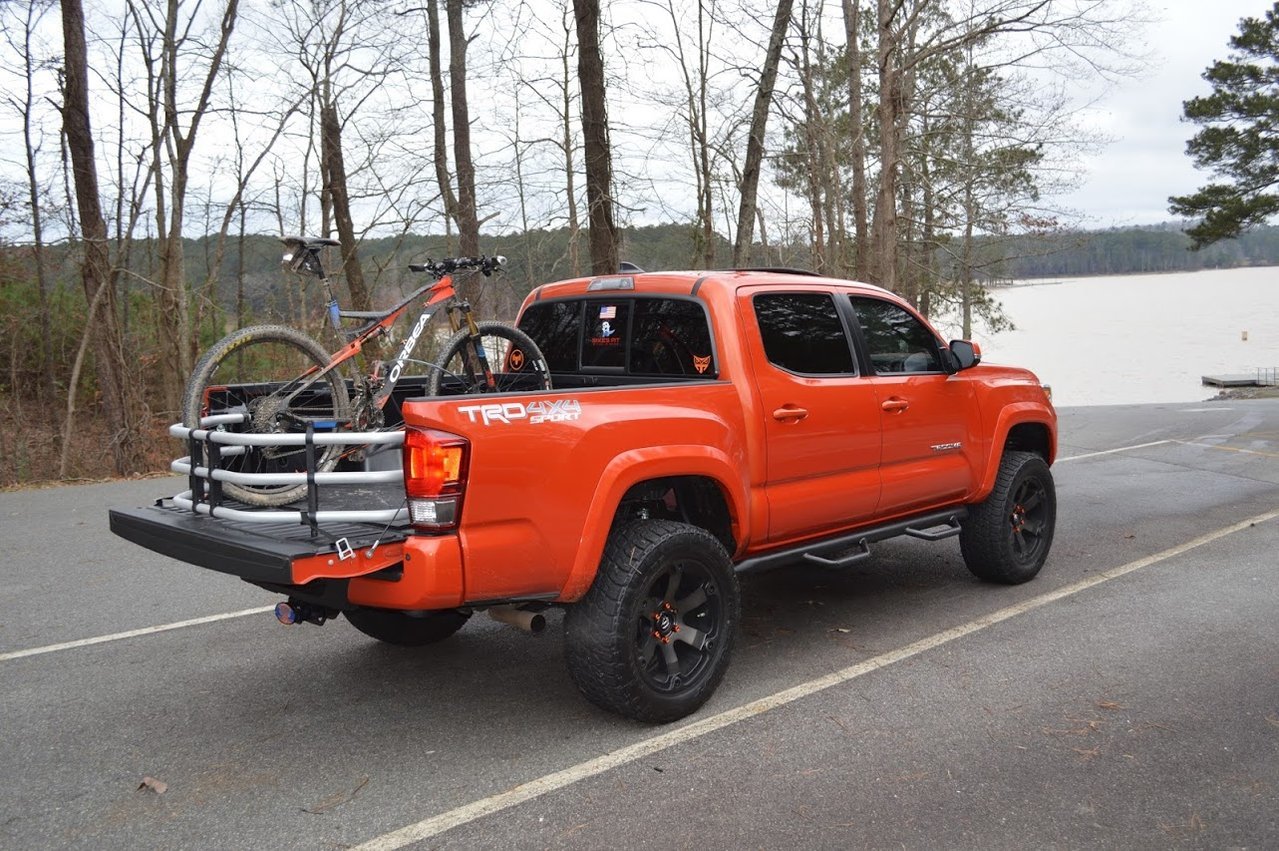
[423,0,460,242]
[573,0,618,274]
[124,0,241,410]
[3,0,56,403]
[733,0,793,267]
[841,0,869,275]
[59,0,146,474]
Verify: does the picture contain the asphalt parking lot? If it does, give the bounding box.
[2,399,1278,849]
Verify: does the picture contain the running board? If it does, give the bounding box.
[734,507,968,575]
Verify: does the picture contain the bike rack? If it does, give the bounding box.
[170,414,409,536]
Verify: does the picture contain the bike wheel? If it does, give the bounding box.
[183,325,352,507]
[427,321,553,396]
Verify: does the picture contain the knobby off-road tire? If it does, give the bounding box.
[345,608,470,646]
[564,520,740,723]
[184,325,351,507]
[426,322,552,396]
[960,450,1056,584]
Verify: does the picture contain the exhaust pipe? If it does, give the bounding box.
[488,605,546,634]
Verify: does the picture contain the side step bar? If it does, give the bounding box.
[735,507,967,575]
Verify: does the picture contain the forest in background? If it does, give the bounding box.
[0,0,1186,485]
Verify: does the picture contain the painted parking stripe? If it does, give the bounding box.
[351,508,1279,851]
[1057,440,1173,462]
[0,606,274,663]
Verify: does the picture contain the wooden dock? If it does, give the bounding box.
[1202,369,1278,388]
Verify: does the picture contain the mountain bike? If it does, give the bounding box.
[182,236,552,507]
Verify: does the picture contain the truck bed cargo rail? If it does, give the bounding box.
[170,413,409,530]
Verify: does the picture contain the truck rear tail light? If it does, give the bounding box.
[403,427,469,532]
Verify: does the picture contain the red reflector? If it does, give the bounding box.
[403,427,469,499]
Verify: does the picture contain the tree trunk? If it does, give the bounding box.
[60,0,144,475]
[447,0,479,256]
[696,0,714,268]
[798,8,825,272]
[871,0,899,292]
[560,11,582,276]
[320,96,372,311]
[20,2,56,404]
[427,0,458,231]
[842,0,870,277]
[733,0,793,268]
[151,0,240,410]
[573,0,619,275]
[447,0,482,305]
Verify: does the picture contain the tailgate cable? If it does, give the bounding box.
[361,499,407,560]
[332,499,406,562]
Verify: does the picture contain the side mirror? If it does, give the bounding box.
[947,339,981,372]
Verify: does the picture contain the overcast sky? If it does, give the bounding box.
[1061,0,1269,226]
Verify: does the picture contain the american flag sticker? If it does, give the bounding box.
[599,305,617,319]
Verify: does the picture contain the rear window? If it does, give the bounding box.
[516,300,581,371]
[753,293,856,375]
[519,297,716,377]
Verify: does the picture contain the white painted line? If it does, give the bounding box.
[1057,439,1173,462]
[0,606,274,663]
[352,508,1279,851]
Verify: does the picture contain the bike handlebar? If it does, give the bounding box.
[409,255,507,278]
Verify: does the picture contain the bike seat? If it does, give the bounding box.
[281,235,341,251]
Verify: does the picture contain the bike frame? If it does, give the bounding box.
[277,265,497,423]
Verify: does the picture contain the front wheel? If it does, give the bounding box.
[183,325,351,507]
[564,520,740,723]
[427,321,552,396]
[960,450,1056,584]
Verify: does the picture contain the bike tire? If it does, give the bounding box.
[183,325,352,507]
[427,321,553,396]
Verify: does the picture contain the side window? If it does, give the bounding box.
[850,296,942,374]
[518,301,582,371]
[629,299,717,377]
[753,293,855,375]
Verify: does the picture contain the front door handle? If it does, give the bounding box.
[881,397,909,413]
[772,405,809,422]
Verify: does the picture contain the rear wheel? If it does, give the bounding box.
[427,322,552,396]
[564,520,739,723]
[184,325,351,507]
[960,450,1056,584]
[345,608,470,646]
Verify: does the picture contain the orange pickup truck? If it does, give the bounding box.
[110,268,1056,722]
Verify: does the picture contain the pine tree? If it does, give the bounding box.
[1170,3,1279,248]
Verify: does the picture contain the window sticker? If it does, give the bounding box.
[599,305,617,319]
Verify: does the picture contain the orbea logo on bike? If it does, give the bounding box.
[456,399,582,426]
[388,312,433,384]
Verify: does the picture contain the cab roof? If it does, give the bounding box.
[527,269,896,304]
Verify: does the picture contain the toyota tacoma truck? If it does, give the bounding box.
[110,268,1057,723]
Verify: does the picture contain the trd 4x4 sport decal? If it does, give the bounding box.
[456,399,583,426]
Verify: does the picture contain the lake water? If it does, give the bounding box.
[947,267,1279,407]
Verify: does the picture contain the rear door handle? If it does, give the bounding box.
[772,405,809,422]
[881,397,909,413]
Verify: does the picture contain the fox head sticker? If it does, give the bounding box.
[693,355,711,374]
